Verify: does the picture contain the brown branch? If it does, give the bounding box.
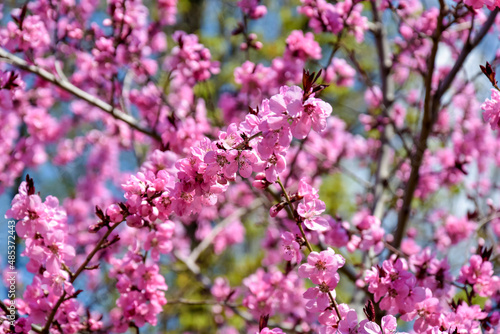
[392,6,499,249]
[70,222,123,284]
[0,48,161,142]
[41,221,124,333]
[392,2,446,249]
[436,7,499,99]
[369,0,396,220]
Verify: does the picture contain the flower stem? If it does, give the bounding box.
[276,177,342,320]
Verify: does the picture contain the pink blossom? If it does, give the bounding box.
[144,221,175,261]
[463,0,500,10]
[297,198,329,231]
[458,254,495,297]
[237,0,267,19]
[285,30,322,61]
[158,0,178,25]
[281,232,302,263]
[163,31,220,86]
[481,88,500,130]
[213,220,246,254]
[298,248,345,285]
[211,277,233,302]
[325,58,356,87]
[258,328,285,334]
[303,283,335,312]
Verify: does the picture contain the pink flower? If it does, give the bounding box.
[436,215,476,249]
[163,31,220,86]
[293,97,332,138]
[134,264,168,294]
[254,152,287,183]
[401,288,441,332]
[258,328,285,334]
[298,0,368,41]
[242,269,279,317]
[211,277,233,302]
[458,254,495,297]
[297,177,320,200]
[285,30,322,61]
[280,232,302,263]
[297,198,329,231]
[0,15,50,54]
[14,317,33,333]
[42,269,71,297]
[358,216,385,255]
[365,257,425,315]
[219,123,243,150]
[158,0,178,26]
[298,248,345,285]
[325,58,356,87]
[269,85,304,119]
[44,232,76,274]
[226,150,258,178]
[481,88,500,130]
[303,282,335,312]
[265,86,333,139]
[338,309,361,333]
[237,0,267,19]
[464,0,500,10]
[144,221,175,261]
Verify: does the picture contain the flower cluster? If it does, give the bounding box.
[298,0,368,42]
[462,0,500,10]
[3,0,500,333]
[364,257,426,315]
[237,0,267,20]
[110,253,168,331]
[242,268,307,321]
[5,177,85,332]
[333,305,399,334]
[164,31,221,86]
[0,13,50,55]
[481,88,500,130]
[458,254,498,298]
[298,248,345,318]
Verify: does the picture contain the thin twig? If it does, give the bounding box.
[41,221,124,333]
[275,177,342,320]
[0,48,161,141]
[369,0,396,220]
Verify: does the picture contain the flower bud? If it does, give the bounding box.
[126,214,144,228]
[252,173,270,189]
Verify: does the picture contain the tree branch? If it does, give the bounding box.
[369,0,396,220]
[435,8,499,99]
[41,221,124,333]
[0,48,161,142]
[391,2,446,249]
[392,4,499,249]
